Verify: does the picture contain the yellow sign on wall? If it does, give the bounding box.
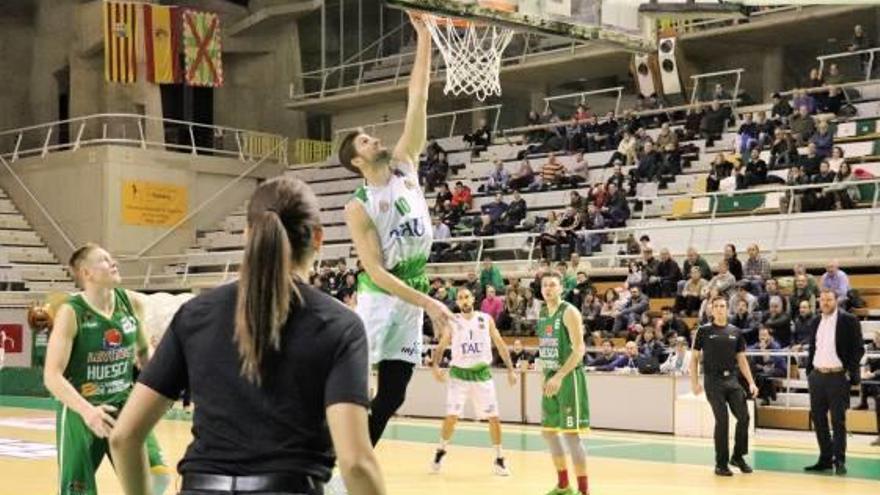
[121,180,188,226]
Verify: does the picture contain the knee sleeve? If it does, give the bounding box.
[542,431,566,457]
[563,434,586,464]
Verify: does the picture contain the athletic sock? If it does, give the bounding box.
[494,444,504,458]
[557,469,569,489]
[577,475,589,495]
[439,439,449,450]
[150,472,171,495]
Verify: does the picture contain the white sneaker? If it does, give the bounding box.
[325,473,348,495]
[493,457,511,476]
[430,449,447,474]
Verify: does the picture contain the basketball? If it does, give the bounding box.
[26,305,53,331]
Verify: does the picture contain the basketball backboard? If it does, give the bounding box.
[387,0,657,53]
[387,1,751,53]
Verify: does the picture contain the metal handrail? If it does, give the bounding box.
[0,113,287,165]
[543,86,624,116]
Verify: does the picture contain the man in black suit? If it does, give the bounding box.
[804,289,865,475]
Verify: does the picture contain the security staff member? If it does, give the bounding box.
[803,289,865,475]
[690,296,759,477]
[108,177,388,495]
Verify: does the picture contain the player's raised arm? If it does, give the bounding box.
[345,200,453,336]
[393,12,432,172]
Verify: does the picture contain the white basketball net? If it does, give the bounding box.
[424,16,514,101]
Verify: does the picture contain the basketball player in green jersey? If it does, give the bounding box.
[338,11,454,450]
[538,270,591,495]
[43,244,170,495]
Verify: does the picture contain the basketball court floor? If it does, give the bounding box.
[0,401,877,495]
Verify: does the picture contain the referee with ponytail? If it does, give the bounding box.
[109,177,386,495]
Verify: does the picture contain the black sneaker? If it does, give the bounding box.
[804,461,833,472]
[715,466,734,477]
[493,457,511,476]
[430,449,447,473]
[834,462,847,476]
[731,457,753,474]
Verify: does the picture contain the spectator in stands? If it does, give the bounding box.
[811,120,834,159]
[678,247,712,295]
[463,270,482,303]
[792,299,816,351]
[792,89,816,116]
[706,153,733,193]
[556,207,582,258]
[612,286,649,335]
[700,100,730,147]
[540,153,568,189]
[755,111,775,148]
[500,189,528,231]
[770,128,798,169]
[655,122,678,149]
[596,111,618,150]
[507,339,534,369]
[823,86,845,115]
[625,260,644,289]
[704,259,736,299]
[479,257,504,294]
[486,159,510,193]
[603,182,630,227]
[438,199,461,228]
[650,248,681,298]
[780,165,807,213]
[790,105,816,145]
[825,63,844,85]
[426,152,450,192]
[569,152,590,184]
[430,218,452,262]
[790,273,818,317]
[575,203,605,256]
[434,182,452,211]
[737,113,759,155]
[724,244,743,281]
[743,244,771,294]
[596,288,620,335]
[566,271,593,310]
[697,287,721,325]
[658,142,682,178]
[660,337,691,375]
[729,281,758,315]
[807,67,825,90]
[526,111,544,143]
[508,159,537,191]
[658,306,687,338]
[684,103,705,141]
[798,142,823,177]
[848,24,872,74]
[793,263,819,292]
[758,278,787,314]
[855,331,880,425]
[810,160,837,211]
[581,291,603,338]
[745,147,768,187]
[538,211,563,261]
[637,327,666,362]
[523,287,542,321]
[827,146,845,173]
[749,326,787,405]
[820,259,850,306]
[434,286,457,313]
[478,192,508,235]
[831,161,860,210]
[480,285,504,323]
[464,117,492,152]
[598,341,646,372]
[635,141,661,182]
[498,287,525,335]
[451,181,473,211]
[771,92,793,123]
[762,297,792,347]
[731,298,759,345]
[612,130,638,166]
[585,340,617,368]
[606,162,628,191]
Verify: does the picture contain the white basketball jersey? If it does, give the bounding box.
[353,167,433,291]
[449,311,494,368]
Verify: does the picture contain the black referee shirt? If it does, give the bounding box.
[139,282,370,481]
[693,323,746,376]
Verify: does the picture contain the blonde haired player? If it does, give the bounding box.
[430,287,517,476]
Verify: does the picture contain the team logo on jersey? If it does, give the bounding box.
[80,382,99,397]
[121,316,137,335]
[380,200,390,213]
[103,329,123,349]
[394,197,412,216]
[544,325,554,336]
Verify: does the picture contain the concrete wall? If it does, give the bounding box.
[0,145,283,264]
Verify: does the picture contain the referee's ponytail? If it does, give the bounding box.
[236,177,322,385]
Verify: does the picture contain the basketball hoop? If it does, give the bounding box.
[424,14,514,101]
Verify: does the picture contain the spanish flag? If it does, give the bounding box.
[144,5,181,84]
[103,2,137,83]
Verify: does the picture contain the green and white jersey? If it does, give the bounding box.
[354,169,432,294]
[537,301,576,375]
[449,311,494,370]
[63,288,141,406]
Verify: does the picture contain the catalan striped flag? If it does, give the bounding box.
[144,5,181,84]
[183,10,224,87]
[103,2,138,84]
